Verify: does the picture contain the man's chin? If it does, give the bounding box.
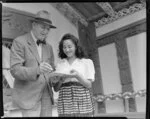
[39,37,46,40]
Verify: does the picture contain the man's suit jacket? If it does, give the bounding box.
[10,32,55,110]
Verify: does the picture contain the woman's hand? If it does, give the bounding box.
[70,69,79,77]
[70,69,84,80]
[70,69,92,89]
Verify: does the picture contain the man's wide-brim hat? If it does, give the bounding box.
[30,10,56,29]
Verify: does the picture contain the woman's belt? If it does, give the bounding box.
[62,81,82,87]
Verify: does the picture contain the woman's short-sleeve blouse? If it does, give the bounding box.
[55,58,95,82]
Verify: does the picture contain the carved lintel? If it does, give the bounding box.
[95,1,146,28]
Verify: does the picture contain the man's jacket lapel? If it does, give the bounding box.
[27,33,41,64]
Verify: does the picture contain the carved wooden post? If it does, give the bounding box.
[78,21,106,113]
[115,33,136,112]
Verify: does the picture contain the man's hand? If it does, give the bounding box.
[39,62,53,74]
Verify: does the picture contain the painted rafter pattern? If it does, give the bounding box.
[50,3,88,27]
[95,1,146,28]
[50,1,145,29]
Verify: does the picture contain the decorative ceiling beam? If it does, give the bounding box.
[87,12,105,22]
[50,3,88,28]
[95,1,146,28]
[96,2,116,17]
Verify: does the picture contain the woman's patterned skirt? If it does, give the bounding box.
[57,81,95,117]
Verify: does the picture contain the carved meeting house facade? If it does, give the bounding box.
[2,1,146,117]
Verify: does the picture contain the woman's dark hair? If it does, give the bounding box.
[58,33,86,59]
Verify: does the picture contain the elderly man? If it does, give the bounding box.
[10,10,56,117]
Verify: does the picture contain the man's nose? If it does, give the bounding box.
[43,28,49,33]
[41,30,48,36]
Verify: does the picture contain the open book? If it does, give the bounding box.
[48,71,75,83]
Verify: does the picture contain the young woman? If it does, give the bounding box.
[54,33,95,117]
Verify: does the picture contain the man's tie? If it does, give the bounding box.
[36,39,46,45]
